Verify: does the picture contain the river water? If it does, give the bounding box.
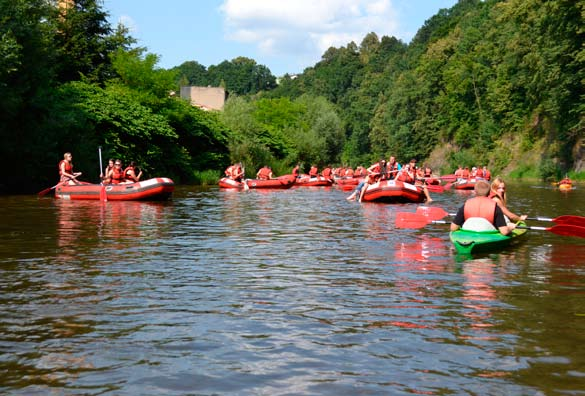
[0,182,584,395]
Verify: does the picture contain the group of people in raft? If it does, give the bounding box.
[454,165,492,181]
[58,152,142,186]
[224,157,440,203]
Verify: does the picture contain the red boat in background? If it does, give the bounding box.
[360,180,426,203]
[219,174,296,189]
[295,175,333,187]
[55,178,174,201]
[453,178,477,190]
[335,177,360,186]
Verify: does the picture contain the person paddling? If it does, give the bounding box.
[451,180,517,235]
[58,152,82,185]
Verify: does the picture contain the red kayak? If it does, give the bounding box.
[55,178,174,201]
[295,175,333,187]
[360,180,426,203]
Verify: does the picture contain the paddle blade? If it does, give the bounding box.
[395,212,431,229]
[548,224,585,238]
[37,186,53,198]
[100,185,107,202]
[552,215,585,228]
[416,206,449,221]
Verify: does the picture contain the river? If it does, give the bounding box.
[0,182,584,395]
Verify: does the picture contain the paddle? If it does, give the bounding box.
[416,206,585,227]
[396,212,585,238]
[37,181,64,198]
[98,146,107,202]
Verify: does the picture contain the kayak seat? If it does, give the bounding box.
[462,217,497,232]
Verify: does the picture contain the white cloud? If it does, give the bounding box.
[220,0,400,62]
[117,15,139,34]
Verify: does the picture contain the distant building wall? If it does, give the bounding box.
[180,86,227,111]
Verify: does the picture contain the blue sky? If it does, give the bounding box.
[103,0,459,76]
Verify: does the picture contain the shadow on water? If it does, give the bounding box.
[0,182,583,395]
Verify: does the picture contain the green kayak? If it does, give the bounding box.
[450,221,528,255]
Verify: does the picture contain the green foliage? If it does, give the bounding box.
[192,169,222,185]
[173,57,278,95]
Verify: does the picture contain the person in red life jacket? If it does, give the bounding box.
[58,152,82,185]
[292,164,300,178]
[451,180,517,235]
[490,177,527,223]
[109,160,126,184]
[454,165,464,179]
[346,172,378,202]
[356,160,385,201]
[124,161,143,183]
[461,166,471,179]
[354,166,366,177]
[471,167,478,177]
[344,167,354,177]
[482,166,491,181]
[256,166,273,180]
[309,165,319,178]
[396,164,415,184]
[322,166,333,179]
[386,156,401,179]
[475,166,484,179]
[101,158,114,184]
[225,163,244,181]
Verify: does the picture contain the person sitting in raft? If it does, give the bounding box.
[256,166,273,180]
[101,158,114,184]
[308,165,319,178]
[451,180,518,235]
[346,171,379,202]
[386,156,401,179]
[396,161,433,203]
[109,159,126,184]
[454,165,464,179]
[292,164,300,179]
[225,163,244,182]
[322,165,333,180]
[124,161,143,183]
[482,166,491,181]
[490,177,527,223]
[59,152,82,185]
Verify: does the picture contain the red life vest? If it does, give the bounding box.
[225,165,234,177]
[124,166,138,182]
[58,160,72,175]
[322,168,332,177]
[396,169,414,184]
[257,167,272,180]
[309,166,318,177]
[111,167,125,184]
[463,196,496,223]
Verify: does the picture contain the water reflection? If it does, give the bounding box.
[0,185,584,395]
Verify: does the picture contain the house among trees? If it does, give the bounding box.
[180,86,227,111]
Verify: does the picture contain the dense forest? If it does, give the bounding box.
[1,0,583,193]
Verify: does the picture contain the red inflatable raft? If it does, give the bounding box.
[55,178,174,201]
[453,178,477,190]
[360,179,426,203]
[295,175,333,187]
[219,175,296,189]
